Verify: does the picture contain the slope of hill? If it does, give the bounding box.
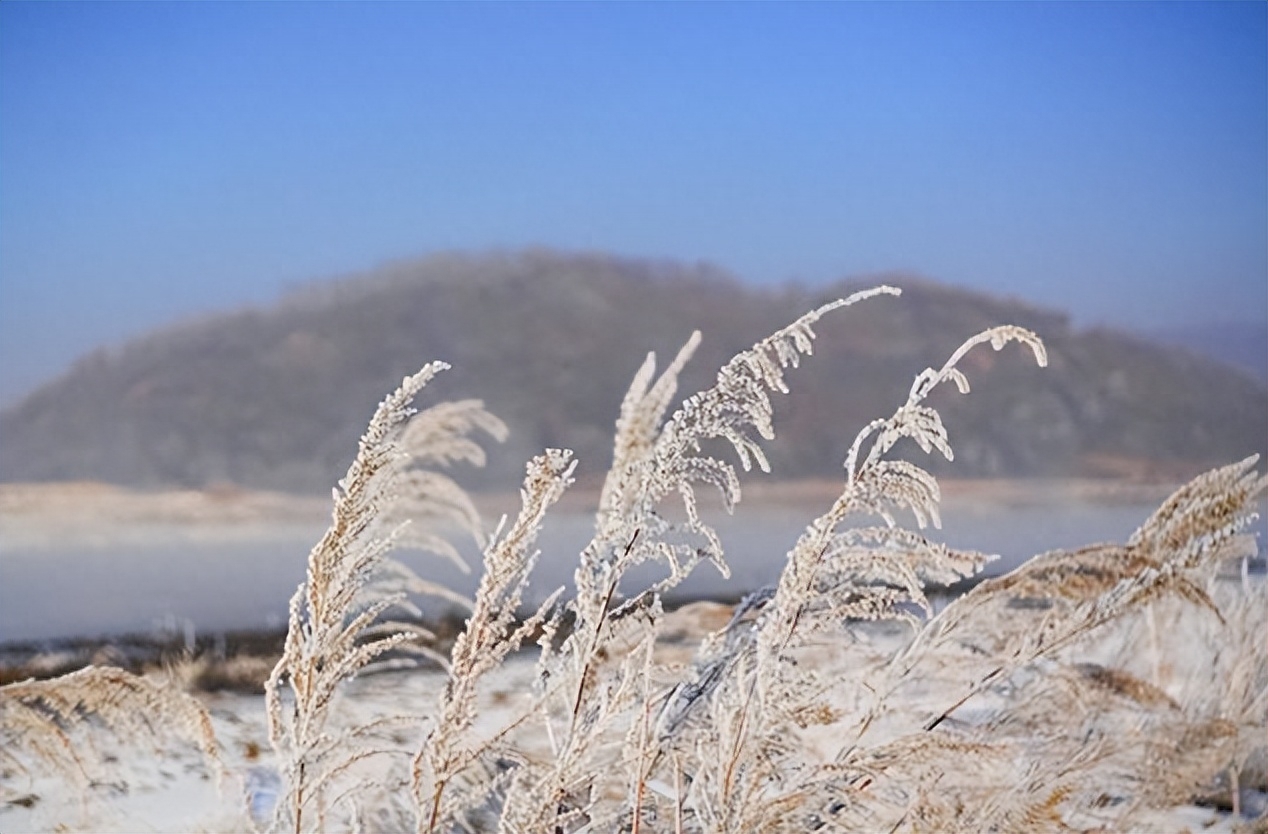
[1143,320,1268,383]
[2,250,1264,492]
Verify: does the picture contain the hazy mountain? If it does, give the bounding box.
[2,250,1264,492]
[1142,321,1268,383]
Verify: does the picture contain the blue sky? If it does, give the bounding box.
[2,1,1265,406]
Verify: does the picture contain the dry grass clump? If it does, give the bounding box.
[812,457,1264,832]
[2,287,1264,833]
[0,665,222,804]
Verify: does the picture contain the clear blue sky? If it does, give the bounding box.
[2,1,1265,406]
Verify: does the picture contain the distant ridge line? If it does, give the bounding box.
[1,249,1264,492]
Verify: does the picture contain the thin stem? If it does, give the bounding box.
[923,666,1003,731]
[568,528,639,731]
[721,676,756,806]
[293,759,305,834]
[631,654,654,834]
[674,754,684,834]
[724,538,828,803]
[426,780,444,834]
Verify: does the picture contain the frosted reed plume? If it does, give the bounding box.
[260,296,1265,833]
[414,449,576,833]
[822,457,1266,832]
[265,362,504,832]
[653,325,1048,831]
[497,286,901,832]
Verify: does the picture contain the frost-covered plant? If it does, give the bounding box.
[651,325,1048,831]
[878,456,1265,738]
[413,448,576,833]
[496,287,900,831]
[9,289,1262,834]
[0,666,221,805]
[265,362,505,833]
[264,292,1261,833]
[767,455,1265,834]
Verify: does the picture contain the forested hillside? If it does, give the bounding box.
[2,250,1263,492]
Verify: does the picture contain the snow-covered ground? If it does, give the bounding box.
[3,620,1259,833]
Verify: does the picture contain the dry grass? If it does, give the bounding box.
[2,287,1264,833]
[0,665,222,805]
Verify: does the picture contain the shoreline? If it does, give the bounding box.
[0,475,1184,532]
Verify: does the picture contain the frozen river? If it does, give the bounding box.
[2,489,1264,643]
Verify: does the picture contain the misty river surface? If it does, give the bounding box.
[2,498,1265,643]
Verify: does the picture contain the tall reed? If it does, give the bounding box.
[2,289,1261,834]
